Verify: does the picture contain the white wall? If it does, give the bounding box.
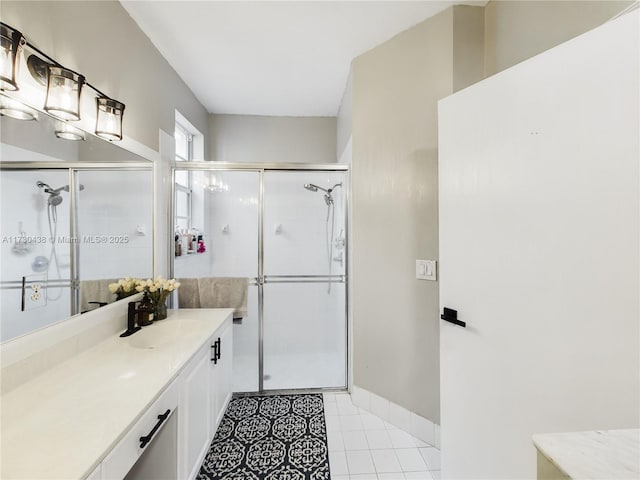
[210,114,337,163]
[438,10,640,477]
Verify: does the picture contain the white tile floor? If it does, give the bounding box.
[324,393,441,480]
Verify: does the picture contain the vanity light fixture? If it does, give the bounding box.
[54,120,85,141]
[0,93,38,120]
[0,23,25,91]
[95,96,124,141]
[44,66,84,121]
[0,21,126,140]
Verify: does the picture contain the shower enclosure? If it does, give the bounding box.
[173,164,348,393]
[0,167,153,341]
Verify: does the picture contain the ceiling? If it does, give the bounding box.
[121,1,486,117]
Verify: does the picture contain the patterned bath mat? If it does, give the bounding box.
[198,394,330,480]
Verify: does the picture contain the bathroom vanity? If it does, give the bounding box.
[1,308,233,480]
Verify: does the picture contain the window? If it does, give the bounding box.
[175,123,193,231]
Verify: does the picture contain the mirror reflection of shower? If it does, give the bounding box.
[35,181,84,300]
[303,182,343,292]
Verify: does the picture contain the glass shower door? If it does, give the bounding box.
[262,171,347,390]
[173,169,261,393]
[0,169,71,341]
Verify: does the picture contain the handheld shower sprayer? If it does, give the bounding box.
[303,180,344,292]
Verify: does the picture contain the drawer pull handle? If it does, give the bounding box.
[139,409,171,449]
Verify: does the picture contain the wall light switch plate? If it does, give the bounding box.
[416,260,437,281]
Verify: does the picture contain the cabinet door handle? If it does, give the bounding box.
[216,337,221,361]
[139,409,171,449]
[441,307,466,328]
[211,342,218,363]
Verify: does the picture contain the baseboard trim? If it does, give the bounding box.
[350,385,440,449]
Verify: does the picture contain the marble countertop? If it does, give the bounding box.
[1,308,233,480]
[533,429,640,479]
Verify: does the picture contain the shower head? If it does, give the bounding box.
[304,183,332,193]
[305,182,342,206]
[48,194,63,206]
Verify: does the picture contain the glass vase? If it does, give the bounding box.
[154,300,168,320]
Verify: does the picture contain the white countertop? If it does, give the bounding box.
[533,429,640,479]
[1,308,233,480]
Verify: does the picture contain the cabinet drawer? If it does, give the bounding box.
[101,379,180,480]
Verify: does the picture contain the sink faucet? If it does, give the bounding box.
[119,301,143,338]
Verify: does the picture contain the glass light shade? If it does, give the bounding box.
[0,94,37,120]
[0,24,25,91]
[95,96,124,141]
[44,66,84,120]
[54,120,85,141]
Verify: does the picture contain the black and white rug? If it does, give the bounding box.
[198,394,331,480]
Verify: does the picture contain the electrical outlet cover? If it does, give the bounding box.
[22,274,47,311]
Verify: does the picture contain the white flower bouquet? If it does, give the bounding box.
[108,277,141,300]
[136,277,181,320]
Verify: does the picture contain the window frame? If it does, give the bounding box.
[174,122,193,230]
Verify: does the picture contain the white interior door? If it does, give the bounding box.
[438,12,639,479]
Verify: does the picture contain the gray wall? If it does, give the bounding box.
[348,0,633,425]
[0,1,209,154]
[351,6,484,423]
[484,0,634,76]
[210,114,337,163]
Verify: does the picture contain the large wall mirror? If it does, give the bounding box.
[1,95,153,342]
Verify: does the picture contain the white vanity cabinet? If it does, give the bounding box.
[105,315,233,480]
[210,319,233,431]
[179,316,234,480]
[180,342,214,480]
[1,309,234,480]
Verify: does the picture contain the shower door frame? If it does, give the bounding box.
[170,162,350,394]
[0,162,153,318]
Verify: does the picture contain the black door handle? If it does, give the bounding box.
[441,307,466,328]
[211,342,218,363]
[139,409,171,449]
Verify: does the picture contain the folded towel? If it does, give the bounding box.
[177,278,200,308]
[79,279,117,313]
[198,277,248,318]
